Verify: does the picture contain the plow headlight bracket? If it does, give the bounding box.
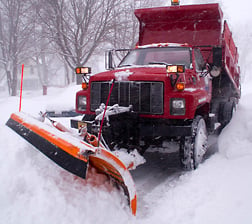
[78,96,87,111]
[170,98,185,115]
[76,67,91,89]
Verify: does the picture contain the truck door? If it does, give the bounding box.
[194,48,211,94]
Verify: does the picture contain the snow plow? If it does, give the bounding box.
[6,2,240,216]
[6,112,138,215]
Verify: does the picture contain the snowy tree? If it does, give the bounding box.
[37,0,165,73]
[37,0,126,71]
[108,0,165,61]
[0,0,36,96]
[0,0,166,95]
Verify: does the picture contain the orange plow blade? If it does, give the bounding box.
[6,112,137,215]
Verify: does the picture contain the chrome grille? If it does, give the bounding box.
[90,81,163,114]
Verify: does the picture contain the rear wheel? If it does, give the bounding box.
[219,101,236,128]
[179,116,208,170]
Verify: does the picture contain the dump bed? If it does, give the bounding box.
[135,3,240,97]
[135,4,223,46]
[222,21,240,94]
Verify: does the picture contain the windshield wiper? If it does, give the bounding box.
[118,64,133,67]
[148,62,168,65]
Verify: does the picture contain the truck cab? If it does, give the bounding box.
[73,3,240,170]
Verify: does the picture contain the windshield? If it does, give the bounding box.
[119,47,191,68]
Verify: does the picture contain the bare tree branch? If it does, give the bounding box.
[0,0,37,95]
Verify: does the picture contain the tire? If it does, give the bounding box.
[179,116,208,170]
[219,101,236,128]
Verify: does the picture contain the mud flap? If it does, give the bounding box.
[6,112,137,215]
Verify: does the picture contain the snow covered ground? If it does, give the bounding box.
[1,0,252,223]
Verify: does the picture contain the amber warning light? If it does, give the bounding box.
[76,67,91,75]
[166,65,185,73]
[171,0,180,6]
[176,82,185,91]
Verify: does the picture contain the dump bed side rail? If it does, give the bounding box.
[222,21,241,97]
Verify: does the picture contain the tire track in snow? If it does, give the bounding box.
[132,136,218,218]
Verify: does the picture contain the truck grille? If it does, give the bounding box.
[90,81,163,114]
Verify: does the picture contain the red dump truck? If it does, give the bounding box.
[73,3,241,170]
[5,2,241,215]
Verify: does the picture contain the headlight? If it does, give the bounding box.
[170,98,185,115]
[166,65,185,73]
[78,96,87,111]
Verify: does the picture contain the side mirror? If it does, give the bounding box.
[207,47,223,78]
[105,50,114,70]
[210,65,221,77]
[213,47,222,67]
[207,64,221,78]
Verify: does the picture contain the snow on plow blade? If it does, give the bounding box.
[6,112,137,215]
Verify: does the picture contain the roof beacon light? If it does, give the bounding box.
[171,0,180,6]
[76,67,91,75]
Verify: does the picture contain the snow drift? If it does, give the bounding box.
[1,0,252,223]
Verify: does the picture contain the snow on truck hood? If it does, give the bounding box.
[91,65,168,81]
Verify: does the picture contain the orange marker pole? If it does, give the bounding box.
[19,64,24,112]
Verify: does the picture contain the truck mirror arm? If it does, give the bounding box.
[82,74,90,84]
[198,63,210,78]
[105,48,132,70]
[170,73,180,87]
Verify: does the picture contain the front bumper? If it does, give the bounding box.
[71,112,192,139]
